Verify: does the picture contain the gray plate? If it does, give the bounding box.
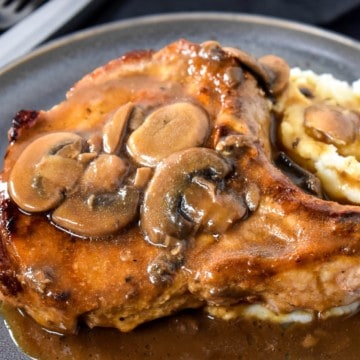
[0,12,359,360]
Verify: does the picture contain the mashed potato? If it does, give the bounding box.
[275,68,360,203]
[207,301,360,324]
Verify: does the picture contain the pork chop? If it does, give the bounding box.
[1,39,360,334]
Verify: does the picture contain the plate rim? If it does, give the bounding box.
[0,11,359,76]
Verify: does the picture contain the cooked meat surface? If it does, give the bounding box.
[1,39,360,334]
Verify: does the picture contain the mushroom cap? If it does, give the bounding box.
[8,132,84,212]
[304,104,359,146]
[223,46,271,88]
[52,187,139,238]
[223,47,290,96]
[259,55,290,96]
[127,102,210,167]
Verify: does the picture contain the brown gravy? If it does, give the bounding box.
[2,303,360,359]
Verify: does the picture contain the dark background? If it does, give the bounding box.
[77,0,360,41]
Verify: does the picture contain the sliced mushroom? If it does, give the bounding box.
[103,102,133,154]
[258,55,290,96]
[80,154,128,194]
[8,132,84,212]
[223,47,289,95]
[223,46,271,89]
[141,147,232,246]
[181,177,246,235]
[304,104,359,146]
[52,186,139,238]
[127,102,210,167]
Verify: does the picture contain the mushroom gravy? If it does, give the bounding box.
[2,304,360,359]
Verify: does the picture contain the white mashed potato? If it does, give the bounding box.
[207,301,360,324]
[275,68,360,204]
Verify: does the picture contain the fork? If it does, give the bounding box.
[0,0,102,69]
[0,0,46,30]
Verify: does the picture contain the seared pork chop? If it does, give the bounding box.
[1,39,360,334]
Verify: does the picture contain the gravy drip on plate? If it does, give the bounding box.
[2,304,360,360]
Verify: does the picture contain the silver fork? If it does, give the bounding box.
[0,0,46,30]
[0,0,101,69]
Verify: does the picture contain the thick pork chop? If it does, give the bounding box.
[1,39,360,334]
